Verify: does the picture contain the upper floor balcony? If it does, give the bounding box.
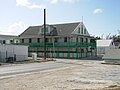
[16,42,96,48]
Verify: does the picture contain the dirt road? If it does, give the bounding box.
[0,59,120,90]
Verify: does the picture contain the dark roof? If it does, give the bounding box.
[53,22,80,36]
[19,22,80,38]
[19,26,42,37]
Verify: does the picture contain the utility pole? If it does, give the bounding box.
[44,9,46,60]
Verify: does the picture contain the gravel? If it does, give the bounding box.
[0,59,120,90]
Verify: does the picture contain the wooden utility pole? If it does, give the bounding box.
[44,9,46,60]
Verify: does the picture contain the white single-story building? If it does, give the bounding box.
[0,35,20,44]
[97,40,115,55]
[102,48,120,64]
[0,44,28,62]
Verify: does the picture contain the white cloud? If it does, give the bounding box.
[48,0,79,4]
[50,0,59,4]
[28,4,46,9]
[93,8,104,14]
[63,0,79,3]
[16,0,46,9]
[16,0,30,6]
[0,21,28,35]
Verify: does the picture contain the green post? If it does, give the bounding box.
[68,48,70,59]
[76,48,78,59]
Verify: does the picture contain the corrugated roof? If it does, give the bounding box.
[19,22,80,37]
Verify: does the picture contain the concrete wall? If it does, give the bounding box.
[97,47,107,55]
[0,44,28,62]
[103,48,120,60]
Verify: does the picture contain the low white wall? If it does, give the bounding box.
[103,48,120,60]
[0,44,28,62]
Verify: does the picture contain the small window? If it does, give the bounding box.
[46,38,48,42]
[10,40,13,43]
[41,27,48,33]
[16,40,19,43]
[81,38,84,42]
[81,49,84,53]
[81,25,83,34]
[3,40,6,44]
[84,28,86,34]
[76,37,78,42]
[37,38,40,43]
[29,38,32,43]
[78,27,80,33]
[22,39,24,43]
[112,42,113,45]
[64,37,67,42]
[86,38,88,43]
[55,38,58,42]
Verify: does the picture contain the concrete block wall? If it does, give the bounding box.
[0,44,28,62]
[103,48,120,60]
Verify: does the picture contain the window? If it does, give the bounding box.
[81,49,84,53]
[22,39,24,43]
[81,25,83,34]
[41,27,48,33]
[16,40,19,43]
[76,37,78,42]
[37,38,40,43]
[84,28,86,34]
[54,38,58,42]
[86,38,88,43]
[10,40,13,43]
[64,37,67,42]
[112,42,113,45]
[3,40,6,44]
[46,38,48,42]
[78,27,80,33]
[81,38,84,42]
[29,38,32,43]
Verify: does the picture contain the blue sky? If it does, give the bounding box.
[0,0,120,38]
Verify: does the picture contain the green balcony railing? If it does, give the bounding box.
[16,42,96,48]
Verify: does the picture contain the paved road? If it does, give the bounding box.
[0,61,71,77]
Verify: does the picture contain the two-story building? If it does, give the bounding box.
[19,22,96,59]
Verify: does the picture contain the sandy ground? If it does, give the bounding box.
[0,60,120,90]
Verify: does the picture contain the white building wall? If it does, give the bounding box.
[58,37,64,42]
[24,38,29,43]
[32,38,37,43]
[0,44,28,62]
[103,48,120,60]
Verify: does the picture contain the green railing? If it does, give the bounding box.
[16,42,96,48]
